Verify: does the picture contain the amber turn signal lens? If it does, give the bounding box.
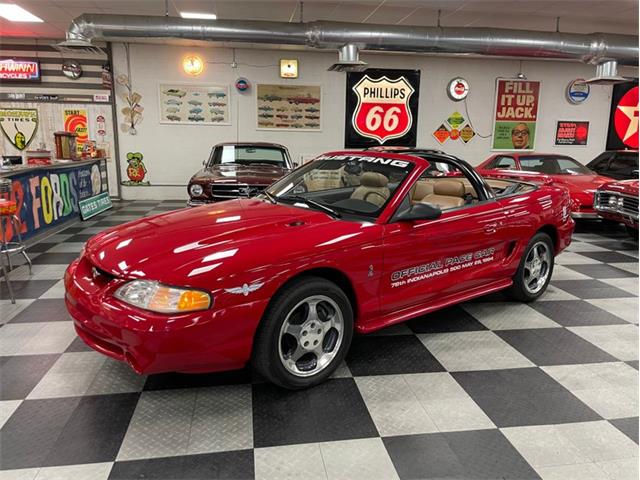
[178,290,211,311]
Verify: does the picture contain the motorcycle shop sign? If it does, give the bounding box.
[345,69,420,147]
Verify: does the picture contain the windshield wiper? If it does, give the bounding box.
[281,195,341,218]
[263,190,277,204]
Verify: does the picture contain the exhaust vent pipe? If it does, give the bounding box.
[584,60,630,85]
[53,38,105,55]
[328,44,368,72]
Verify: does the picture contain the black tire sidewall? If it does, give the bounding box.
[510,232,555,302]
[253,277,354,389]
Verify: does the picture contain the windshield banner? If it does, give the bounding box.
[491,79,541,151]
[345,69,420,148]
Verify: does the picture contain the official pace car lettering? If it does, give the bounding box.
[391,248,495,288]
[314,154,410,169]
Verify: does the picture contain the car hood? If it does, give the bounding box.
[601,179,639,196]
[191,164,287,185]
[85,199,379,289]
[550,174,612,192]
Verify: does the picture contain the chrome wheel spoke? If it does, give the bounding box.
[522,241,551,295]
[284,322,303,338]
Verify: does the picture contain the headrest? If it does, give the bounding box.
[434,179,464,197]
[413,181,434,199]
[361,172,389,188]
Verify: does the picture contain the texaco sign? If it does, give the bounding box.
[607,81,639,150]
[345,69,421,148]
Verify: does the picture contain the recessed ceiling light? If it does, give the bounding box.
[180,12,217,20]
[0,3,43,22]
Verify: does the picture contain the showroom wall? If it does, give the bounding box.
[111,42,637,200]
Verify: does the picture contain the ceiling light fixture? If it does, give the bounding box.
[180,12,217,20]
[0,3,43,22]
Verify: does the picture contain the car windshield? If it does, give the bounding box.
[519,156,592,175]
[264,153,415,219]
[209,145,287,167]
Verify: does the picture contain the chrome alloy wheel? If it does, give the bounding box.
[523,241,551,294]
[278,295,344,377]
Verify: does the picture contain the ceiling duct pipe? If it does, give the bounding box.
[61,14,638,67]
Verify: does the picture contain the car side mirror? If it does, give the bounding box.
[202,159,207,166]
[292,162,299,168]
[396,202,442,222]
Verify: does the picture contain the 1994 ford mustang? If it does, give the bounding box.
[65,149,574,389]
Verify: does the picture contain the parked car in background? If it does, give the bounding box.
[587,150,638,180]
[477,153,613,219]
[65,149,574,389]
[187,142,293,205]
[594,179,639,237]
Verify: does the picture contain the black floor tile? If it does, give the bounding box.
[0,397,81,470]
[626,360,639,370]
[407,305,488,333]
[25,242,58,253]
[578,251,638,263]
[496,328,617,366]
[0,354,59,400]
[31,252,80,265]
[565,263,637,278]
[0,280,58,300]
[9,299,71,323]
[610,417,639,444]
[144,369,252,390]
[108,450,254,480]
[551,280,632,299]
[65,335,93,352]
[346,335,445,376]
[452,368,601,428]
[591,240,639,251]
[93,221,126,228]
[67,234,95,243]
[59,227,86,235]
[252,378,378,448]
[151,206,183,212]
[530,300,628,327]
[43,393,140,467]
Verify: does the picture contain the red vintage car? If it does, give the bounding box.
[594,179,639,236]
[477,153,612,219]
[65,149,574,389]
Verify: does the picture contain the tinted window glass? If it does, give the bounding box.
[210,146,287,166]
[491,156,516,169]
[519,156,591,175]
[609,152,639,172]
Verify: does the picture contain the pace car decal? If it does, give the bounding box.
[314,154,410,169]
[391,248,495,288]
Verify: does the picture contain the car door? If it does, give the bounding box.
[379,169,509,316]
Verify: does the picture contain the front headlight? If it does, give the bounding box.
[114,280,211,313]
[189,184,204,197]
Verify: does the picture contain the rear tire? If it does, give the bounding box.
[626,225,639,240]
[252,276,353,389]
[507,232,554,302]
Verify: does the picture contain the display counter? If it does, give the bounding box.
[0,158,111,242]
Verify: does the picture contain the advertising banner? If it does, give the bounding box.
[0,160,108,241]
[606,81,638,150]
[345,69,420,148]
[492,79,540,151]
[64,108,88,156]
[0,108,38,150]
[555,121,589,146]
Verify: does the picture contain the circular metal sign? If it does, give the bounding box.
[61,60,83,79]
[235,77,250,92]
[447,77,469,101]
[567,79,590,104]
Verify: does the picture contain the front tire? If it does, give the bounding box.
[252,276,353,389]
[626,225,639,240]
[507,232,554,302]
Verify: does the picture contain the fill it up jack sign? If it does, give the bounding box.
[345,69,421,148]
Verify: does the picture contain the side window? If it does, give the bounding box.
[608,153,638,174]
[410,160,478,211]
[490,156,516,169]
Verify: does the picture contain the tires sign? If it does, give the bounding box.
[345,69,420,147]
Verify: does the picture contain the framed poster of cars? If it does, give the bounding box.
[256,84,321,131]
[158,83,230,125]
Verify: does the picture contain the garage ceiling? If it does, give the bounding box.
[2,0,638,39]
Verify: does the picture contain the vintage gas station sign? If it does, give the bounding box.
[345,69,420,147]
[607,82,638,150]
[0,59,40,81]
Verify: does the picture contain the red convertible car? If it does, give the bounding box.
[594,179,639,236]
[477,153,612,219]
[65,149,574,389]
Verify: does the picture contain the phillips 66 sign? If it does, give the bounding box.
[345,69,421,148]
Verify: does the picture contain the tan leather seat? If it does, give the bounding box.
[421,179,465,210]
[410,180,434,203]
[350,172,390,207]
[304,170,343,191]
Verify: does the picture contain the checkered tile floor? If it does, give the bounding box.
[0,201,637,480]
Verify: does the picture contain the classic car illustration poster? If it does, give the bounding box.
[345,69,420,148]
[0,108,38,150]
[491,79,540,151]
[606,81,638,150]
[256,84,321,130]
[64,108,88,155]
[158,83,230,125]
[555,121,589,146]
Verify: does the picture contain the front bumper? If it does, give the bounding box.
[64,257,264,374]
[571,211,599,219]
[187,198,213,207]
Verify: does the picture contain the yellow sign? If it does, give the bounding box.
[64,108,88,156]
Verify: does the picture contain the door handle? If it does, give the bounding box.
[484,223,498,234]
